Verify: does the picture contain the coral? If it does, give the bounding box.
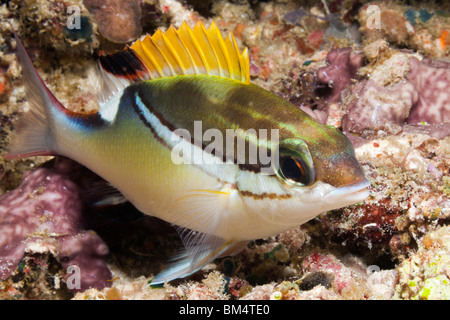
[395,225,450,300]
[0,252,72,299]
[223,227,310,285]
[312,45,449,137]
[358,2,450,58]
[0,158,111,293]
[83,0,142,43]
[308,132,450,298]
[364,269,398,300]
[72,276,167,300]
[353,134,449,245]
[165,271,229,300]
[299,252,399,300]
[225,277,252,298]
[139,0,167,31]
[342,79,414,135]
[406,58,450,125]
[8,0,99,54]
[320,199,403,254]
[240,283,275,300]
[241,252,398,300]
[316,47,363,104]
[183,0,215,18]
[301,252,368,299]
[159,0,200,27]
[342,54,450,136]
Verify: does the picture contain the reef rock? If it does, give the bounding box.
[0,159,111,292]
[84,0,142,43]
[342,55,450,136]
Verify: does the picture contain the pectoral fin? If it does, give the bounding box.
[151,187,246,284]
[82,179,128,207]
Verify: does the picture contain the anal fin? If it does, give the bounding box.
[150,186,247,284]
[150,239,247,285]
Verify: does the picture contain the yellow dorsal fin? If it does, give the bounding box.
[130,21,249,83]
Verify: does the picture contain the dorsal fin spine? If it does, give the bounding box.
[184,24,209,75]
[221,32,234,79]
[216,23,235,78]
[129,21,249,83]
[193,22,218,76]
[174,27,198,75]
[161,32,186,75]
[208,22,229,78]
[165,26,191,74]
[140,38,164,78]
[152,31,176,76]
[242,47,249,82]
[223,32,237,79]
[229,34,247,82]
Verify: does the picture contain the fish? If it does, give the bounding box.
[5,21,370,284]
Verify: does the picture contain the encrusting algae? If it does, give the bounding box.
[0,0,449,300]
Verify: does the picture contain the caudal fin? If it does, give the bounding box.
[4,31,64,159]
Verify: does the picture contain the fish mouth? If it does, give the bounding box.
[326,179,371,205]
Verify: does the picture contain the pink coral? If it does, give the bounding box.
[342,57,450,136]
[316,47,364,104]
[302,252,351,293]
[301,252,367,297]
[342,79,417,134]
[0,158,112,292]
[407,58,450,124]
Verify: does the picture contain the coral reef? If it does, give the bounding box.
[239,251,398,300]
[395,225,450,300]
[330,133,450,263]
[0,159,111,293]
[8,0,99,54]
[316,47,363,105]
[358,2,450,59]
[342,55,450,137]
[406,58,450,124]
[0,0,449,300]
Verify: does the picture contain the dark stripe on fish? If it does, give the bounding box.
[124,88,170,149]
[131,78,281,174]
[240,190,292,200]
[69,111,106,130]
[99,48,149,81]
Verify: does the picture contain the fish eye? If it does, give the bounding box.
[274,139,315,187]
[279,156,312,185]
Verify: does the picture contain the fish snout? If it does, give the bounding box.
[325,178,370,206]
